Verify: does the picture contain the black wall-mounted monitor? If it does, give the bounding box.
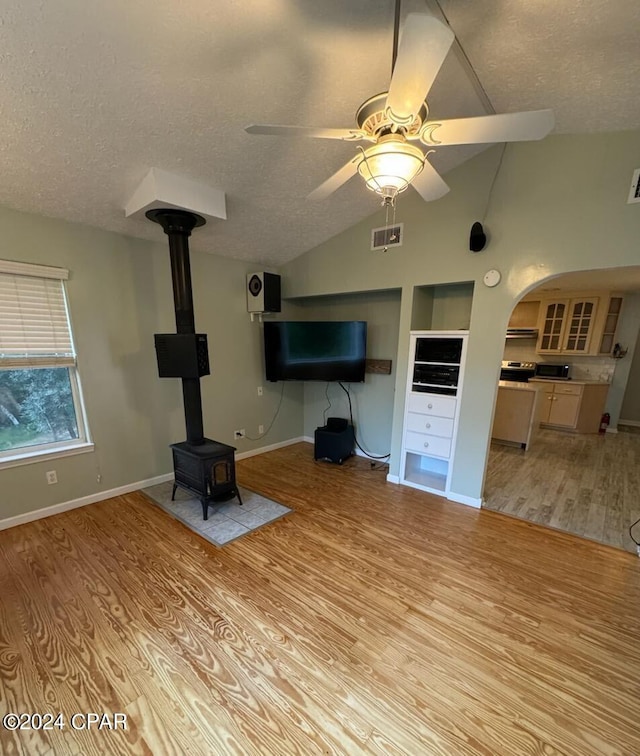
[264,321,367,383]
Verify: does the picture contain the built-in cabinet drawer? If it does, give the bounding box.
[553,382,582,396]
[405,413,454,438]
[407,392,456,418]
[404,431,452,458]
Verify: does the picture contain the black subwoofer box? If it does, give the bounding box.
[314,418,355,464]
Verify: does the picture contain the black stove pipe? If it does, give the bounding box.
[146,208,206,446]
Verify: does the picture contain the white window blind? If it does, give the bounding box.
[0,270,75,368]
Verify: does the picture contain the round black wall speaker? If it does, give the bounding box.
[248,274,263,297]
[469,221,487,252]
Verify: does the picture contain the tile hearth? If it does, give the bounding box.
[143,481,291,546]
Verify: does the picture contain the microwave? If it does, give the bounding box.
[535,363,571,380]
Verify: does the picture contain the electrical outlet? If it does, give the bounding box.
[257,386,263,396]
[234,429,245,439]
[46,470,57,485]
[258,424,264,435]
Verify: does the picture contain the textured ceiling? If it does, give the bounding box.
[0,0,638,265]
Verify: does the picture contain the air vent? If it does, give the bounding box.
[371,223,403,251]
[627,168,640,204]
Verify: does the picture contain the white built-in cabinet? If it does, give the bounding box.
[400,331,468,498]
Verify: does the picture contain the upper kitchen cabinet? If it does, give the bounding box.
[535,292,623,355]
[598,296,623,355]
[508,300,540,329]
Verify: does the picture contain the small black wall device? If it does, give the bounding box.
[155,333,210,378]
[469,221,487,252]
[247,272,281,313]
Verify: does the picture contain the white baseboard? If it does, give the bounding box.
[0,472,174,532]
[619,419,640,427]
[235,436,306,460]
[605,427,618,434]
[447,491,483,509]
[0,437,309,532]
[0,433,391,533]
[386,474,400,484]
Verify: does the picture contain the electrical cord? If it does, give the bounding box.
[337,382,391,461]
[629,516,640,555]
[322,382,333,425]
[242,382,285,441]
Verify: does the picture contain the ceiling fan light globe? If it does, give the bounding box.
[357,138,425,196]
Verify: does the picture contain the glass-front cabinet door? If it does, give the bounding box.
[562,298,598,353]
[538,300,568,351]
[537,297,599,354]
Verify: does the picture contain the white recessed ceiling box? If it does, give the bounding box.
[124,168,227,221]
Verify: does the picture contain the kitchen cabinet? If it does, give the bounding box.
[492,383,542,450]
[531,380,610,432]
[400,331,468,498]
[598,296,623,355]
[508,300,540,329]
[536,291,623,356]
[537,298,598,354]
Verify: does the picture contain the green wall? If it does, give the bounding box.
[0,206,303,521]
[281,131,640,502]
[287,289,402,456]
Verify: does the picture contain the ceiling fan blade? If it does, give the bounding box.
[411,160,449,202]
[307,156,360,201]
[245,124,370,142]
[420,109,555,146]
[386,14,454,127]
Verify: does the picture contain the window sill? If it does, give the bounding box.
[0,442,95,471]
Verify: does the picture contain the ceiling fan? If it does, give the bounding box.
[245,4,554,205]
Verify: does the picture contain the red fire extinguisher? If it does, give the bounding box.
[599,412,610,434]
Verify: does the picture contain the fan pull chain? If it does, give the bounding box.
[382,195,397,253]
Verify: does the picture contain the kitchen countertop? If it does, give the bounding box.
[528,378,610,386]
[498,380,540,391]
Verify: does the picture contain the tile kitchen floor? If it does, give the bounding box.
[484,428,640,553]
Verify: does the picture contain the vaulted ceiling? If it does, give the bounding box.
[0,0,638,264]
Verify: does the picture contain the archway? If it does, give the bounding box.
[482,265,640,553]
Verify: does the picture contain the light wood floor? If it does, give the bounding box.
[1,442,639,755]
[484,428,640,553]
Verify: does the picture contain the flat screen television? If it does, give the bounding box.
[264,321,367,382]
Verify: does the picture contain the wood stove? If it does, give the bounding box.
[148,208,242,520]
[171,440,242,520]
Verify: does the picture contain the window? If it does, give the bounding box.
[0,260,91,465]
